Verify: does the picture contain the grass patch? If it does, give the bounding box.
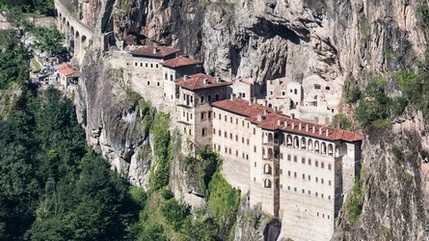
[345,179,364,224]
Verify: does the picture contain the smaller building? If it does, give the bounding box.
[230,78,260,102]
[161,56,202,103]
[56,63,79,89]
[175,73,232,152]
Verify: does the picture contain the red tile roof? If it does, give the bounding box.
[176,73,231,91]
[130,46,180,58]
[212,99,363,142]
[161,56,202,69]
[57,63,78,77]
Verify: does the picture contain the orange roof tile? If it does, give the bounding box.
[57,63,78,77]
[161,56,202,69]
[130,46,180,59]
[212,99,363,142]
[176,73,231,91]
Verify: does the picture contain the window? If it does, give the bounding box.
[156,64,159,68]
[328,180,332,186]
[308,175,311,181]
[254,162,256,167]
[315,161,319,167]
[224,115,227,122]
[150,63,153,68]
[264,179,272,188]
[229,148,232,154]
[321,178,324,184]
[246,139,250,145]
[294,187,297,192]
[236,150,239,156]
[164,73,168,80]
[302,189,305,194]
[147,81,150,85]
[328,164,332,170]
[254,146,257,153]
[157,82,160,86]
[264,164,272,174]
[230,117,233,123]
[287,155,291,161]
[201,112,206,120]
[288,186,291,191]
[293,156,297,162]
[301,158,305,164]
[308,190,311,195]
[294,172,297,178]
[229,133,233,139]
[321,162,324,169]
[200,96,205,103]
[315,177,319,183]
[235,135,238,141]
[208,112,212,119]
[218,130,221,136]
[202,128,207,137]
[308,159,311,165]
[246,154,249,160]
[213,128,216,134]
[145,63,148,67]
[325,86,330,90]
[302,174,305,179]
[224,132,227,138]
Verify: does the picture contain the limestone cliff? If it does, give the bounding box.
[75,49,152,187]
[332,113,429,241]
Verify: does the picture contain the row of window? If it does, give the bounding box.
[284,170,332,186]
[133,61,160,69]
[213,111,251,129]
[213,144,249,160]
[261,179,333,201]
[286,154,332,170]
[212,129,250,145]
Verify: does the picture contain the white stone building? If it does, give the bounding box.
[211,99,362,241]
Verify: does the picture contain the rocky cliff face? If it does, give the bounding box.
[333,123,429,241]
[75,49,152,187]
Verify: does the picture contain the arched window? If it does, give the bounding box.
[328,144,334,156]
[264,164,272,174]
[286,134,293,147]
[321,142,327,154]
[294,136,299,149]
[264,179,272,188]
[314,141,320,153]
[301,137,306,149]
[308,139,313,151]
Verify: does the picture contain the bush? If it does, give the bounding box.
[345,180,363,224]
[331,113,352,130]
[161,199,190,231]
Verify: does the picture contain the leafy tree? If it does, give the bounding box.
[0,30,31,89]
[32,27,66,55]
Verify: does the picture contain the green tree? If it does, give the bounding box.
[32,27,66,55]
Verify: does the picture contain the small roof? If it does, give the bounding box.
[161,56,202,69]
[57,63,79,77]
[212,99,363,143]
[176,73,231,91]
[130,46,180,59]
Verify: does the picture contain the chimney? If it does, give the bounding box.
[248,98,252,106]
[298,122,302,130]
[264,100,268,107]
[203,78,209,85]
[312,126,316,133]
[284,121,288,128]
[305,124,309,132]
[325,129,329,137]
[291,122,295,129]
[153,47,158,54]
[257,114,263,122]
[230,94,235,100]
[319,128,322,135]
[184,75,188,80]
[215,76,220,83]
[277,120,282,126]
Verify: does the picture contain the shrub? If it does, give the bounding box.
[161,199,190,231]
[345,180,363,224]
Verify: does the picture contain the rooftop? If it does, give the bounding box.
[57,63,79,77]
[176,73,232,91]
[161,56,202,69]
[130,46,180,59]
[212,99,363,142]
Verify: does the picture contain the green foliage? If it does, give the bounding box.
[31,27,66,55]
[331,113,353,130]
[0,87,139,241]
[0,30,31,89]
[0,0,54,15]
[355,78,396,129]
[161,199,190,231]
[148,112,172,191]
[207,172,240,238]
[183,147,220,195]
[344,80,362,104]
[345,179,363,224]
